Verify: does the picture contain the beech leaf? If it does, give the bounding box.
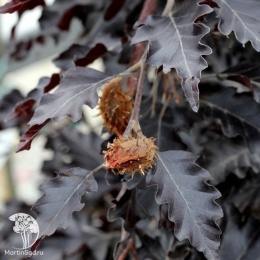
[231,175,260,220]
[220,62,260,104]
[201,88,260,154]
[8,73,60,122]
[131,0,213,112]
[148,151,223,260]
[16,120,50,152]
[29,67,113,126]
[214,0,260,52]
[53,43,107,71]
[33,167,98,237]
[0,0,44,14]
[220,205,260,260]
[203,136,260,184]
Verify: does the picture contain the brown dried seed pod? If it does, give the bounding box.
[103,135,157,175]
[99,77,133,136]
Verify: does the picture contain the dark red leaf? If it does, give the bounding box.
[57,5,86,31]
[16,120,50,152]
[53,43,107,70]
[8,73,60,122]
[0,0,44,14]
[104,0,127,21]
[17,0,45,16]
[199,0,219,8]
[75,44,107,67]
[221,62,260,104]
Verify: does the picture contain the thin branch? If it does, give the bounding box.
[118,238,139,260]
[167,72,182,104]
[121,59,142,75]
[151,72,162,117]
[127,0,158,95]
[123,59,147,136]
[157,94,172,148]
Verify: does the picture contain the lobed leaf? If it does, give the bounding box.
[16,120,50,152]
[53,43,107,70]
[0,0,44,14]
[202,136,260,184]
[148,150,223,260]
[33,167,98,238]
[29,67,113,126]
[231,175,260,220]
[103,0,127,21]
[214,0,260,52]
[42,127,104,172]
[131,0,213,112]
[0,89,24,129]
[220,62,260,104]
[201,88,260,154]
[220,205,260,260]
[8,73,60,122]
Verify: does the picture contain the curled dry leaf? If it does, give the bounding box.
[99,77,133,136]
[103,135,157,176]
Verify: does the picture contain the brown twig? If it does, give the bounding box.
[123,59,147,136]
[151,72,162,117]
[127,0,158,95]
[156,94,173,148]
[167,71,182,104]
[118,238,139,260]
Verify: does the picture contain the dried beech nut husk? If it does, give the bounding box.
[104,135,157,175]
[99,77,133,136]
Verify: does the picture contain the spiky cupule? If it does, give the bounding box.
[104,135,157,176]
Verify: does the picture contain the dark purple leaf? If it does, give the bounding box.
[214,0,260,52]
[10,35,47,61]
[231,175,260,220]
[220,205,260,260]
[131,0,213,112]
[104,0,127,21]
[148,150,223,260]
[108,189,139,231]
[57,5,87,31]
[140,97,187,151]
[43,127,104,172]
[33,167,98,237]
[200,0,219,9]
[202,135,260,184]
[8,73,60,121]
[16,120,49,152]
[0,0,44,14]
[39,0,91,31]
[0,89,24,129]
[201,88,260,154]
[221,62,260,104]
[53,43,107,70]
[29,68,113,126]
